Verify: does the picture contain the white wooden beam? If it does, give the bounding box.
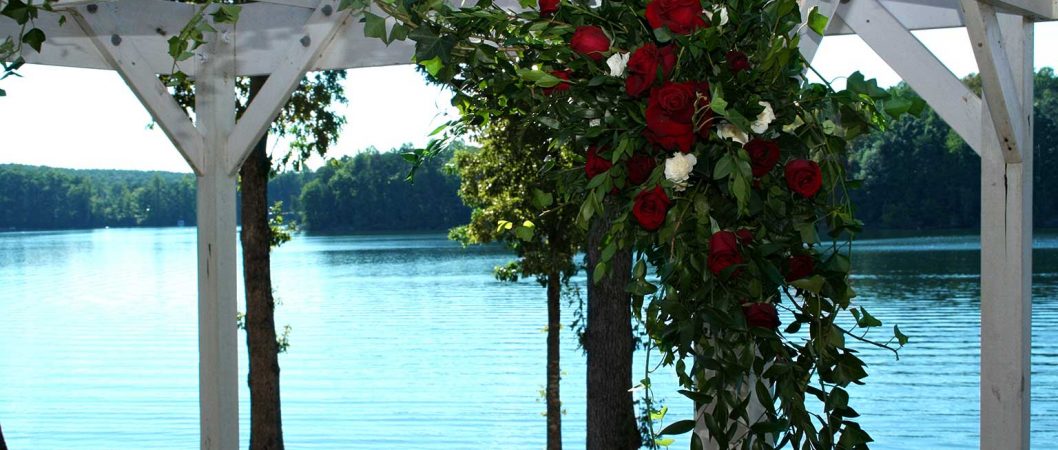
[979,12,1033,450]
[225,0,353,174]
[962,0,1029,162]
[193,19,240,450]
[797,0,846,64]
[839,0,985,154]
[1,0,999,78]
[72,2,205,174]
[980,0,1056,20]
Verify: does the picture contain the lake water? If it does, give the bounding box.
[1,229,1057,449]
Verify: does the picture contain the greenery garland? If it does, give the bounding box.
[368,0,912,447]
[2,0,915,447]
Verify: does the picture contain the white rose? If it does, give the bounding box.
[717,123,748,144]
[607,52,629,77]
[751,101,775,134]
[704,6,729,26]
[665,153,698,191]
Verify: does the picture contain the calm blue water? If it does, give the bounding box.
[1,228,1057,449]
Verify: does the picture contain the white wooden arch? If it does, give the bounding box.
[1,0,1054,448]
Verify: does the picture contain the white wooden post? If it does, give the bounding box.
[973,12,1034,450]
[194,21,240,450]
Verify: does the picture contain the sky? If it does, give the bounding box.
[0,23,1056,174]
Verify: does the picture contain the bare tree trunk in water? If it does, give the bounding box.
[585,200,639,450]
[243,75,284,450]
[546,270,562,450]
[0,421,8,450]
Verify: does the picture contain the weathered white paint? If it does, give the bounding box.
[963,0,1029,162]
[72,3,205,174]
[977,13,1034,450]
[6,0,1053,77]
[194,19,240,450]
[226,0,353,174]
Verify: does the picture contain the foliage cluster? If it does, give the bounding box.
[365,0,915,447]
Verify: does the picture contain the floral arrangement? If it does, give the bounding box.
[366,0,913,447]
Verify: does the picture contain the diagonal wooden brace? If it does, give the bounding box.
[797,0,846,64]
[840,0,985,154]
[72,2,206,175]
[961,0,1029,163]
[225,0,353,175]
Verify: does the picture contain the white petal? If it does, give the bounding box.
[607,52,629,77]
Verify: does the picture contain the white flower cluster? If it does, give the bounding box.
[664,153,697,191]
[717,101,774,144]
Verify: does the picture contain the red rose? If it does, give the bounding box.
[744,139,780,177]
[644,114,695,153]
[625,44,677,97]
[539,0,559,16]
[694,82,714,138]
[743,303,780,329]
[645,0,707,35]
[726,51,751,73]
[570,26,609,61]
[707,230,743,274]
[633,186,670,231]
[585,146,612,179]
[784,159,823,197]
[786,254,815,281]
[735,228,753,244]
[543,70,571,95]
[626,153,657,186]
[645,82,698,153]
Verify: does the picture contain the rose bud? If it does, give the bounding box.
[539,0,559,16]
[570,26,610,61]
[743,303,780,329]
[626,153,657,186]
[744,139,780,177]
[786,254,815,281]
[584,146,613,180]
[726,50,751,73]
[543,70,572,95]
[784,159,823,198]
[633,185,671,231]
[707,230,743,275]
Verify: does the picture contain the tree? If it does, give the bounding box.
[0,421,7,450]
[584,204,638,450]
[449,122,582,450]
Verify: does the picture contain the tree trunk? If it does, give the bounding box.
[585,202,639,450]
[0,421,8,450]
[243,75,284,450]
[546,270,562,450]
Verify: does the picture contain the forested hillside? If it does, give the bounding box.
[0,165,195,230]
[848,68,1058,229]
[3,69,1057,233]
[298,148,470,232]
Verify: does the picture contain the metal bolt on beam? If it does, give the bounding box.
[111,34,121,46]
[300,35,311,47]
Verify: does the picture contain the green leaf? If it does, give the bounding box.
[409,27,454,62]
[210,4,241,25]
[659,419,696,436]
[855,307,882,328]
[514,226,534,241]
[807,6,829,36]
[21,27,44,53]
[655,438,675,447]
[389,23,409,42]
[791,275,825,293]
[653,26,673,43]
[363,12,388,41]
[1,0,33,24]
[593,260,608,283]
[894,324,909,346]
[418,56,443,77]
[531,189,553,209]
[712,154,733,180]
[650,405,669,421]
